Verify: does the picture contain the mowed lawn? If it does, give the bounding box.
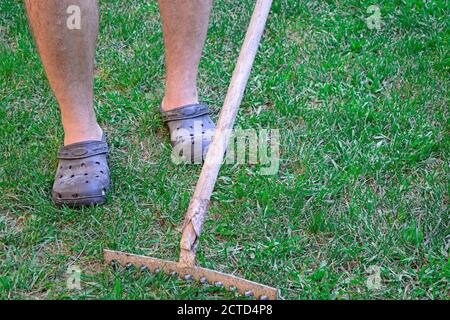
[0,0,448,300]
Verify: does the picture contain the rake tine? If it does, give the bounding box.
[140,265,149,272]
[110,259,118,269]
[125,263,134,270]
[245,291,254,297]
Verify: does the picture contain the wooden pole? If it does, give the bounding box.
[179,0,273,267]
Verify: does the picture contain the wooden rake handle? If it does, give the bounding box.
[179,0,273,267]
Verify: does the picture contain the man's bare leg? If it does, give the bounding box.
[158,0,213,111]
[25,0,102,145]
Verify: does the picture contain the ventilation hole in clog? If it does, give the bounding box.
[69,165,72,169]
[96,161,100,165]
[58,194,62,199]
[60,175,63,178]
[96,175,99,178]
[100,170,104,174]
[81,163,86,167]
[86,181,89,184]
[84,173,88,176]
[72,194,78,198]
[70,175,75,178]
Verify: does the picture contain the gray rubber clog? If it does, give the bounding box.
[52,135,110,207]
[161,103,216,163]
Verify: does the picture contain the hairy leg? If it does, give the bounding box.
[25,0,102,145]
[157,0,213,111]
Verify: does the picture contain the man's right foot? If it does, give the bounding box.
[52,133,110,207]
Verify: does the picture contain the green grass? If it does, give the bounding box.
[0,0,448,300]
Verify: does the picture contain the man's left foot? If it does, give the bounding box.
[161,103,216,163]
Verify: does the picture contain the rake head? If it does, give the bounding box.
[104,249,278,300]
